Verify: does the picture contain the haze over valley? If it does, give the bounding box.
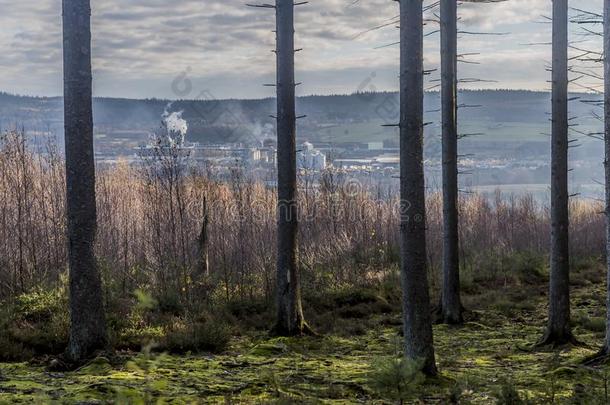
[4,89,603,201]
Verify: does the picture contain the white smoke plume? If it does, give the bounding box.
[249,121,274,145]
[161,102,188,146]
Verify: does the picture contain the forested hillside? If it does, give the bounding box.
[0,90,600,146]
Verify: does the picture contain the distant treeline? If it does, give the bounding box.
[0,90,601,145]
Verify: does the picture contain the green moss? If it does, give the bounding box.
[0,280,609,403]
[0,286,69,360]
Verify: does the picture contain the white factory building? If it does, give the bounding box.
[297,142,327,172]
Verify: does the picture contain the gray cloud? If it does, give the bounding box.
[0,0,602,98]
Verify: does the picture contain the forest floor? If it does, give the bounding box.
[0,265,609,404]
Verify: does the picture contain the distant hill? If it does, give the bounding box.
[0,90,602,157]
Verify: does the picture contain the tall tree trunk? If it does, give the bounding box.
[63,0,107,361]
[197,196,210,279]
[439,0,463,325]
[192,196,210,301]
[542,0,573,346]
[273,0,307,336]
[603,0,610,355]
[399,0,437,375]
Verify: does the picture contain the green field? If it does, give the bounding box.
[311,118,601,146]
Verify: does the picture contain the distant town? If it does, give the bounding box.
[1,90,605,199]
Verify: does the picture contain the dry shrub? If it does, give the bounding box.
[0,131,604,305]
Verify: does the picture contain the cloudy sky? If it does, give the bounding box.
[0,0,602,100]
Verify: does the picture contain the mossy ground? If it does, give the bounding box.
[1,269,609,404]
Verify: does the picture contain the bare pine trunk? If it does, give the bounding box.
[197,197,210,279]
[542,0,573,345]
[400,0,437,375]
[273,0,307,336]
[439,0,462,324]
[604,0,610,354]
[63,0,107,361]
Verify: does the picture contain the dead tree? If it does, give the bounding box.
[189,194,210,302]
[63,0,107,361]
[197,196,210,278]
[602,0,610,355]
[400,0,437,375]
[272,0,308,335]
[541,0,574,346]
[438,0,463,324]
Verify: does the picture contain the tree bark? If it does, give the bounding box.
[273,0,307,336]
[197,196,210,279]
[191,195,210,301]
[439,0,463,325]
[542,0,573,346]
[603,0,610,355]
[63,0,107,361]
[399,0,437,376]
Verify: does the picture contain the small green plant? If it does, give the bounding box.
[164,319,230,354]
[368,355,425,404]
[0,284,69,359]
[573,311,606,333]
[155,291,183,315]
[134,289,158,311]
[111,289,163,349]
[0,330,29,361]
[570,383,592,404]
[16,288,66,322]
[495,378,531,405]
[509,251,547,285]
[115,343,169,404]
[543,352,561,404]
[264,370,282,397]
[447,379,475,404]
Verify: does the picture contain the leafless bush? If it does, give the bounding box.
[0,131,604,302]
